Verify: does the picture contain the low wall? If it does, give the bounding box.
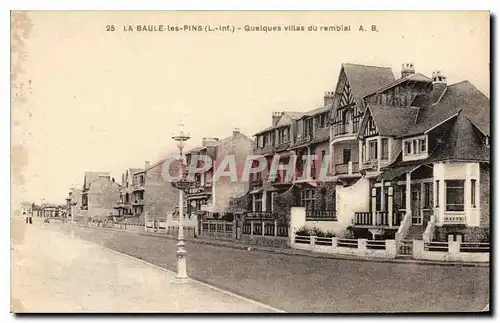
[413,240,489,263]
[290,207,345,238]
[291,236,397,259]
[240,234,289,248]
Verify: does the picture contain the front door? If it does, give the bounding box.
[411,189,422,225]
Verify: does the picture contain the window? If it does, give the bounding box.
[405,141,412,155]
[254,193,263,212]
[436,180,440,208]
[400,185,406,209]
[412,140,418,155]
[362,142,366,162]
[471,179,477,208]
[375,187,382,211]
[383,187,389,212]
[445,180,465,212]
[420,138,427,152]
[343,149,351,164]
[278,127,289,144]
[369,140,378,160]
[301,189,316,210]
[368,118,376,131]
[424,182,432,208]
[381,138,389,160]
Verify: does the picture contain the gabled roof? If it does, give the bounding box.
[83,171,110,188]
[128,168,142,176]
[362,104,419,137]
[363,73,431,98]
[342,63,396,109]
[405,81,490,137]
[298,105,331,120]
[254,111,306,136]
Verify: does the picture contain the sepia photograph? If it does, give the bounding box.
[10,10,490,313]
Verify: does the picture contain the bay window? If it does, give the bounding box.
[368,140,378,160]
[445,180,465,212]
[381,138,389,160]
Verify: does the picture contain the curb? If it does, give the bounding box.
[63,223,489,268]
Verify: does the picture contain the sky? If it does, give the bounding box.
[11,11,489,205]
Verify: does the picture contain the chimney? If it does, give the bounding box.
[232,127,240,137]
[324,91,335,107]
[401,63,415,79]
[272,111,283,127]
[145,160,151,170]
[431,70,447,102]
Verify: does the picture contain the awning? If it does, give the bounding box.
[376,164,426,181]
[293,179,317,187]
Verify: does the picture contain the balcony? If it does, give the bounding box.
[245,212,278,220]
[188,184,210,194]
[331,123,359,143]
[361,159,378,171]
[132,184,145,191]
[334,161,360,176]
[295,133,313,145]
[254,145,274,156]
[114,200,126,209]
[305,210,337,221]
[443,214,466,225]
[251,178,263,187]
[275,141,290,152]
[132,199,144,206]
[353,211,403,228]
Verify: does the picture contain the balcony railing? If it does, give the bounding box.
[275,141,290,151]
[361,159,378,171]
[133,184,145,191]
[245,212,277,220]
[295,133,313,145]
[132,199,144,206]
[334,161,360,175]
[353,211,400,226]
[443,214,466,225]
[305,209,337,221]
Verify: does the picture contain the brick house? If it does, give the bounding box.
[131,159,180,224]
[185,129,255,217]
[344,68,490,244]
[80,171,121,220]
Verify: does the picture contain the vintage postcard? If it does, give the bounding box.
[11,11,490,313]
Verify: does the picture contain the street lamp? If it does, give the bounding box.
[171,123,192,282]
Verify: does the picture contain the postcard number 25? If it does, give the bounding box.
[106,25,116,32]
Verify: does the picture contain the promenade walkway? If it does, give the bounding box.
[10,218,280,313]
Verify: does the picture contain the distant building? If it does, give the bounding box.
[114,168,143,218]
[130,160,180,224]
[80,171,121,220]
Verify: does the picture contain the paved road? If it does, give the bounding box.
[11,219,278,313]
[49,223,489,313]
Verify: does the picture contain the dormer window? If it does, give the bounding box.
[485,135,490,147]
[403,135,429,161]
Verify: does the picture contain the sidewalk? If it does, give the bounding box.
[11,219,282,313]
[72,222,489,268]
